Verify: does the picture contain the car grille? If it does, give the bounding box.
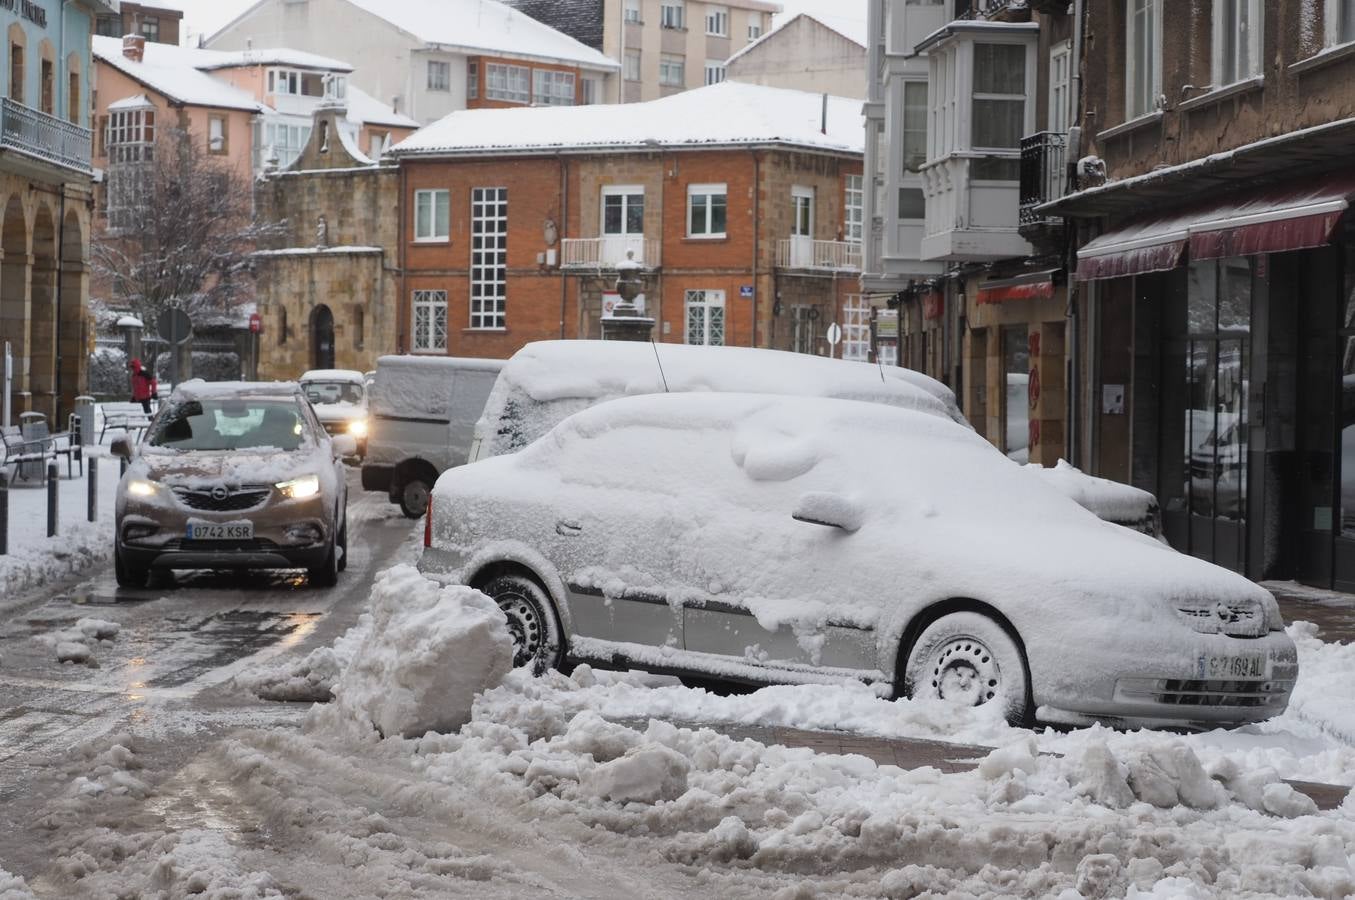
[1117,677,1292,708]
[1175,599,1267,637]
[161,538,282,553]
[173,485,272,512]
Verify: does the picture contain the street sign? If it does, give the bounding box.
[249,312,262,334]
[156,308,193,392]
[825,322,842,346]
[739,285,754,298]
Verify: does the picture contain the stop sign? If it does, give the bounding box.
[249,312,262,334]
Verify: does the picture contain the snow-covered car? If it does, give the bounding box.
[299,369,370,459]
[423,392,1296,729]
[110,381,353,588]
[469,340,1163,538]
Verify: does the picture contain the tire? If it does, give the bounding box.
[336,517,348,573]
[114,547,148,589]
[479,573,564,675]
[309,537,340,588]
[399,477,431,519]
[902,611,1031,725]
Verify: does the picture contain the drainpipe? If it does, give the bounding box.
[1065,0,1087,466]
[397,159,408,354]
[751,150,760,347]
[558,154,567,339]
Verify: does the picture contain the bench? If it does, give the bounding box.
[21,418,81,479]
[98,409,153,445]
[1,425,54,482]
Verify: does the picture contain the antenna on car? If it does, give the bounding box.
[650,339,671,392]
[877,353,886,383]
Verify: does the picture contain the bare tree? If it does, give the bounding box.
[92,127,280,343]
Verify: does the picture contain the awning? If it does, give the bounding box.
[1075,171,1355,281]
[977,270,1058,304]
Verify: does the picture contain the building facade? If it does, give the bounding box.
[95,2,182,45]
[725,12,866,99]
[0,0,108,423]
[387,81,864,361]
[206,0,619,125]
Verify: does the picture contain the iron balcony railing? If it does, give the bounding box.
[775,239,862,272]
[1019,130,1068,227]
[0,98,92,176]
[955,0,1019,20]
[559,236,661,269]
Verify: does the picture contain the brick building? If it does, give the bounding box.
[387,81,864,360]
[95,2,181,46]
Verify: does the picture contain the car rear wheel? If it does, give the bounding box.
[399,478,431,519]
[114,547,148,589]
[903,611,1030,725]
[480,573,563,675]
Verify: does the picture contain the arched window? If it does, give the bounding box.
[278,305,288,345]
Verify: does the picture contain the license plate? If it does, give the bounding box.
[1197,652,1266,679]
[186,522,254,541]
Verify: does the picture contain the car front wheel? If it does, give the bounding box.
[902,611,1030,725]
[114,547,148,589]
[309,536,340,587]
[479,573,564,675]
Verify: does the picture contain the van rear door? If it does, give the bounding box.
[446,370,501,466]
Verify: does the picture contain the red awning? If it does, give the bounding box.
[1076,170,1355,281]
[977,271,1057,304]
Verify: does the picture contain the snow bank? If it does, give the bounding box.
[308,565,514,738]
[0,867,35,900]
[39,617,120,667]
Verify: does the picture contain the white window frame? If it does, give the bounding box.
[841,295,871,362]
[1125,0,1162,120]
[902,80,928,172]
[844,174,864,244]
[467,60,478,99]
[414,188,450,243]
[207,115,226,154]
[412,290,448,352]
[1049,39,1072,133]
[470,187,508,330]
[107,105,155,164]
[704,60,726,85]
[486,63,531,104]
[705,5,729,36]
[602,185,645,237]
[533,69,576,106]
[1212,0,1263,87]
[660,54,685,87]
[660,0,685,30]
[1326,0,1355,47]
[791,185,814,237]
[684,290,725,346]
[970,42,1028,154]
[427,60,450,92]
[687,183,727,238]
[256,120,309,170]
[748,18,763,42]
[624,0,642,23]
[268,68,300,95]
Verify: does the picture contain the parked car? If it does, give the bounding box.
[360,355,506,518]
[299,369,370,459]
[111,380,353,588]
[468,341,1163,537]
[422,392,1296,728]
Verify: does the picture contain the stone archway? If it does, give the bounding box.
[0,195,29,414]
[29,203,57,419]
[57,207,85,420]
[311,304,334,371]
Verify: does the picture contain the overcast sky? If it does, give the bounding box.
[177,0,867,46]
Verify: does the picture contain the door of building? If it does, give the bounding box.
[601,186,644,267]
[790,186,814,267]
[312,304,335,370]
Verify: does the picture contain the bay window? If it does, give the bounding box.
[971,42,1026,180]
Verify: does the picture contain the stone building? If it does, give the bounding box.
[0,0,110,423]
[725,12,866,99]
[252,102,401,379]
[388,81,864,361]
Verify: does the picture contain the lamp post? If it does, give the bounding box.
[601,251,656,342]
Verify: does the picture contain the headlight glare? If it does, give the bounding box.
[276,474,321,499]
[348,418,368,438]
[127,478,159,497]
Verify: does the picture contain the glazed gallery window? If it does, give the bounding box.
[427,60,451,92]
[257,121,309,169]
[470,187,508,329]
[107,106,155,163]
[1214,0,1263,86]
[412,290,448,352]
[660,54,685,87]
[687,184,727,238]
[486,64,531,104]
[902,80,927,172]
[685,290,725,346]
[1126,0,1162,119]
[414,189,449,242]
[533,70,576,106]
[660,1,685,30]
[971,42,1026,181]
[844,175,864,244]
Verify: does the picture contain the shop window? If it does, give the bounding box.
[1002,326,1029,462]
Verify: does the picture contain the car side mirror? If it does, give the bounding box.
[332,434,358,458]
[110,436,134,460]
[792,492,864,533]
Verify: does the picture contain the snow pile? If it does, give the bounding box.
[0,866,35,900]
[234,615,370,702]
[307,565,514,738]
[1283,620,1355,744]
[39,617,121,667]
[0,470,119,608]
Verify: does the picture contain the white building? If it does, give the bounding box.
[725,12,866,99]
[205,0,620,125]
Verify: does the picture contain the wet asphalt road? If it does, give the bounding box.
[0,470,419,879]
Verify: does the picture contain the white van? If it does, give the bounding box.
[361,355,505,517]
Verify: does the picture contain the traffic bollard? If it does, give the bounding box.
[0,471,7,556]
[87,456,98,523]
[47,461,58,537]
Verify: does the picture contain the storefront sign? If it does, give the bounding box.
[922,291,944,320]
[0,0,48,29]
[874,309,898,339]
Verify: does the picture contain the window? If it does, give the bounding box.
[624,0,641,23]
[624,50,641,81]
[95,15,120,37]
[67,71,78,124]
[792,187,813,237]
[1327,0,1355,46]
[40,59,52,115]
[1126,0,1161,119]
[841,296,871,362]
[328,75,347,100]
[256,121,310,169]
[369,132,387,158]
[660,54,685,87]
[844,175,863,244]
[704,61,725,85]
[412,290,448,352]
[581,78,599,104]
[897,187,925,220]
[107,106,155,164]
[1002,327,1029,462]
[687,183,727,238]
[414,189,450,242]
[748,16,763,41]
[428,60,450,92]
[660,1,685,30]
[603,187,644,236]
[971,42,1026,180]
[471,187,508,329]
[1214,0,1262,86]
[685,290,725,346]
[533,69,576,106]
[1049,39,1072,133]
[486,63,531,103]
[467,60,478,99]
[353,305,365,349]
[706,5,729,36]
[902,81,927,171]
[207,115,227,154]
[269,69,300,95]
[9,43,22,104]
[140,15,160,42]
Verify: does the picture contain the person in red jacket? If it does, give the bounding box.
[129,358,158,414]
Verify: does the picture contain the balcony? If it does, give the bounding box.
[775,239,861,272]
[955,0,1025,21]
[560,236,660,270]
[1019,131,1068,228]
[0,98,92,177]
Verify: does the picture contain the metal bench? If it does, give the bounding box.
[1,424,53,482]
[21,417,81,479]
[98,406,153,445]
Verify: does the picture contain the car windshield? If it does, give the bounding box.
[303,381,364,405]
[148,398,311,452]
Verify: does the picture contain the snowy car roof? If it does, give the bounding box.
[300,369,366,383]
[171,380,302,401]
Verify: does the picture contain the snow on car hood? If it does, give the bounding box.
[130,446,332,489]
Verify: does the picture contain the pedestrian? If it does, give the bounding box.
[129,358,158,415]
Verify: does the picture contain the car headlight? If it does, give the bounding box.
[126,478,160,498]
[348,418,368,438]
[276,474,321,499]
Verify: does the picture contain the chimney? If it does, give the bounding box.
[122,34,146,63]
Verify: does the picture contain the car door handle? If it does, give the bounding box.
[556,519,583,536]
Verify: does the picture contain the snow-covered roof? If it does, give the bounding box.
[93,35,266,112]
[346,85,420,130]
[729,12,866,67]
[107,93,153,111]
[343,0,619,71]
[195,48,353,73]
[392,81,864,158]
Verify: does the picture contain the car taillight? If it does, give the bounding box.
[424,494,433,547]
